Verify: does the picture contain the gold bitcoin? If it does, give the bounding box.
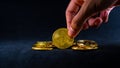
[52,28,74,49]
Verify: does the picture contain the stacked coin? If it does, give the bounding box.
[32,41,54,50]
[32,40,98,50]
[72,40,98,50]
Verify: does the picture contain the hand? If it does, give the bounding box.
[82,6,115,30]
[66,0,119,38]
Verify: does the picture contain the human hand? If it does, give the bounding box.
[82,6,115,30]
[66,0,119,38]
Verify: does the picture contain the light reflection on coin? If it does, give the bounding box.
[72,40,98,50]
[72,46,85,50]
[33,41,55,48]
[77,40,98,47]
[32,47,53,50]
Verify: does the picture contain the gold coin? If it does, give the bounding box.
[71,46,85,50]
[72,42,77,46]
[77,43,85,48]
[77,40,98,46]
[92,47,98,49]
[32,47,53,50]
[72,46,97,50]
[84,46,94,50]
[72,40,98,50]
[52,28,74,49]
[33,41,55,48]
[77,40,98,47]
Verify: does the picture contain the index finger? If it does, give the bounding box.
[66,0,84,30]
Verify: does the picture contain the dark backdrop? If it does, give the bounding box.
[0,0,120,45]
[0,0,120,68]
[0,0,69,41]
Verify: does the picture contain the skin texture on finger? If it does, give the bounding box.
[88,18,96,26]
[93,17,103,28]
[84,6,115,29]
[79,6,115,30]
[70,0,99,38]
[88,17,103,27]
[69,0,118,38]
[82,22,89,30]
[66,0,84,30]
[100,10,109,23]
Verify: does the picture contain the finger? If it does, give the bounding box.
[88,18,95,27]
[88,17,103,27]
[82,22,89,30]
[100,6,115,23]
[100,11,108,23]
[69,0,117,38]
[69,0,101,38]
[93,17,103,28]
[66,0,83,30]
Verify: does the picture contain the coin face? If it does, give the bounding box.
[32,47,53,50]
[52,28,74,49]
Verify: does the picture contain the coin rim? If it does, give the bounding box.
[32,47,53,50]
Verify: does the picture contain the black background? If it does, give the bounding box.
[0,0,69,40]
[0,0,120,68]
[0,0,120,45]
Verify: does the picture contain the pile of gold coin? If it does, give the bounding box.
[32,41,54,50]
[32,40,98,50]
[71,40,98,50]
[32,28,98,50]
